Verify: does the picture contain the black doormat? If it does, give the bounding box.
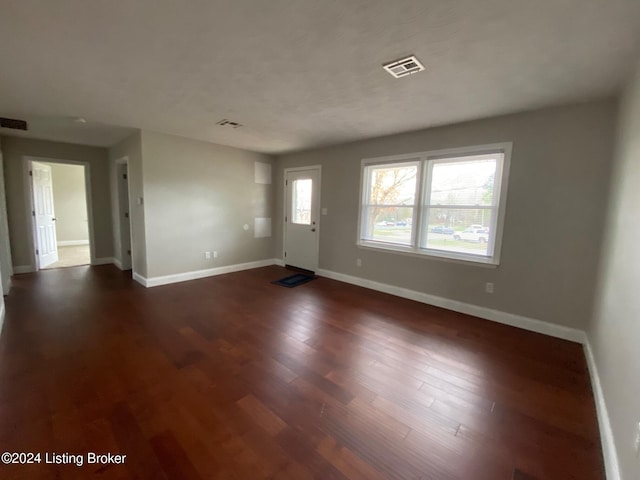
[272,273,316,288]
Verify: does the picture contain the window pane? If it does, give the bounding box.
[429,157,497,206]
[368,164,417,205]
[423,208,494,257]
[362,206,413,245]
[292,178,312,225]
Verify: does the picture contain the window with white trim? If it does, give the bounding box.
[358,144,510,265]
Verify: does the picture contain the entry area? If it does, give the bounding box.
[30,161,91,270]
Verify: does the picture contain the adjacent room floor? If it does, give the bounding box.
[41,244,90,269]
[0,265,604,480]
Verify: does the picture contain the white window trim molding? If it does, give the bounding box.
[357,143,512,266]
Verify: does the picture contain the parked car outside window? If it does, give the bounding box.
[430,225,455,235]
[454,227,489,243]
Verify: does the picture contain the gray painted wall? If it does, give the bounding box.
[1,137,113,268]
[0,136,7,328]
[46,162,89,243]
[109,131,146,276]
[589,60,640,480]
[140,131,275,278]
[275,99,617,329]
[0,136,13,294]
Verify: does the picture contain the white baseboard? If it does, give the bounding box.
[143,258,279,288]
[13,265,35,274]
[92,257,115,266]
[584,340,620,480]
[58,240,90,247]
[132,271,147,287]
[113,257,123,270]
[0,302,5,338]
[274,258,285,267]
[316,269,586,344]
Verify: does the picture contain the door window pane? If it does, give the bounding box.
[292,178,312,225]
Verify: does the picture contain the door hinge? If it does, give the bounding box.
[35,249,39,255]
[32,210,35,217]
[123,173,127,180]
[29,170,33,177]
[285,216,287,223]
[127,249,131,256]
[124,212,129,219]
[285,180,288,186]
[284,251,287,257]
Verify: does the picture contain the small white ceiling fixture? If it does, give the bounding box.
[74,117,87,123]
[216,119,243,128]
[383,55,425,78]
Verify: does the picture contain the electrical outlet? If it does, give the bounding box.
[634,421,640,456]
[356,258,362,267]
[205,251,211,260]
[213,251,218,259]
[485,282,494,294]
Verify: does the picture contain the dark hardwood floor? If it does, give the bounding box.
[0,265,604,479]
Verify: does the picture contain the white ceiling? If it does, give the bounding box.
[1,0,639,153]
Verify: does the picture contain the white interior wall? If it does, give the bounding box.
[0,139,13,293]
[588,57,640,480]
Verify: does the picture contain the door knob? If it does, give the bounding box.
[52,218,57,221]
[311,228,316,232]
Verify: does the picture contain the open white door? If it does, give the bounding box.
[32,162,59,268]
[284,167,320,272]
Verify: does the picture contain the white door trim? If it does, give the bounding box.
[23,156,96,270]
[282,165,322,271]
[114,156,133,271]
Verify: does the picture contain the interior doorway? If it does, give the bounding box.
[27,159,92,270]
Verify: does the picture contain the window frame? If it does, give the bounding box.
[357,143,512,266]
[360,160,421,248]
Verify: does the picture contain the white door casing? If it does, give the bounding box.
[118,163,132,270]
[32,162,59,268]
[284,167,321,272]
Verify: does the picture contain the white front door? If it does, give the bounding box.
[284,167,320,271]
[32,162,59,268]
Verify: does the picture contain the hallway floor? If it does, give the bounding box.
[42,244,90,269]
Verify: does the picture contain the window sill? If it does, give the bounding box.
[357,241,499,268]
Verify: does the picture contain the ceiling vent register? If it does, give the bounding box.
[216,119,243,128]
[0,117,28,130]
[383,55,425,78]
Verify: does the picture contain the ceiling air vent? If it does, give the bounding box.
[383,55,425,78]
[216,119,243,129]
[0,116,28,130]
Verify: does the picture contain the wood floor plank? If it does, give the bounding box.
[0,265,605,479]
[237,394,287,436]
